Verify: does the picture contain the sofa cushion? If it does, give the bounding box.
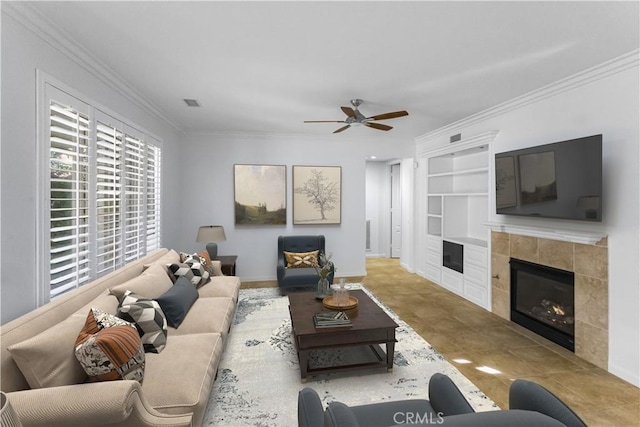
[72,292,120,318]
[142,333,223,425]
[167,297,235,337]
[7,315,88,389]
[109,263,173,300]
[284,250,319,268]
[155,277,199,328]
[197,276,241,301]
[168,262,210,288]
[117,291,168,354]
[75,324,145,383]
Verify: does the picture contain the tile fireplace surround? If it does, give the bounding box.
[491,231,608,370]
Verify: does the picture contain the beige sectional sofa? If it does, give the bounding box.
[0,248,241,427]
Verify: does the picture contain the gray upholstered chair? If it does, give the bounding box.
[277,235,335,290]
[298,373,587,427]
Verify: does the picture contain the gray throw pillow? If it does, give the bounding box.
[155,276,199,328]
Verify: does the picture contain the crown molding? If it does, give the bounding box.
[416,49,640,144]
[3,2,183,133]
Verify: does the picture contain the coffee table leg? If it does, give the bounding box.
[299,350,309,382]
[386,341,395,371]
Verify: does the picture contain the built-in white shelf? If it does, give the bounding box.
[427,167,489,178]
[485,222,607,245]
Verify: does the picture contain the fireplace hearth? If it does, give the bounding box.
[510,259,575,351]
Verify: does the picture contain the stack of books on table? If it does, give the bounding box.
[313,310,352,328]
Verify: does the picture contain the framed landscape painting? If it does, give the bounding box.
[234,164,286,225]
[293,165,341,225]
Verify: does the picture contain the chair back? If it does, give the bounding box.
[509,379,587,427]
[278,235,326,255]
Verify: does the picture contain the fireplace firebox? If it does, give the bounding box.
[510,259,575,351]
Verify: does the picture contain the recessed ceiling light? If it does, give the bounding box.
[183,99,200,107]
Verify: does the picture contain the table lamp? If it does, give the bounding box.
[197,225,226,258]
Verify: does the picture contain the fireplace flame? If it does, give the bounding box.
[552,305,565,316]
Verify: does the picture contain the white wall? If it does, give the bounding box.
[0,8,182,323]
[173,132,411,282]
[414,54,640,386]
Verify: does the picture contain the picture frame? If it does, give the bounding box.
[234,164,286,225]
[292,165,342,225]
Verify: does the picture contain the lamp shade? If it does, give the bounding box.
[196,225,226,243]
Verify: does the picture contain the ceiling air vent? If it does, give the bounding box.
[183,99,200,107]
[450,133,462,143]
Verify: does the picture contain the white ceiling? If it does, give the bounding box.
[27,1,639,142]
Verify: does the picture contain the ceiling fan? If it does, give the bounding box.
[304,99,409,134]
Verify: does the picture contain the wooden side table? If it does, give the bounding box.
[214,255,237,276]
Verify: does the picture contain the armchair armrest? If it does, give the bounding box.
[428,373,475,416]
[7,381,192,427]
[298,387,325,427]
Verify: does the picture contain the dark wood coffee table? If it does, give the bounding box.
[288,289,398,381]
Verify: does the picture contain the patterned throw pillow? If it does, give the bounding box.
[197,250,217,276]
[75,325,145,383]
[117,291,168,354]
[79,307,135,335]
[284,250,320,268]
[168,262,210,288]
[74,308,145,382]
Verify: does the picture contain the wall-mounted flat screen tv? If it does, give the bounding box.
[495,134,602,222]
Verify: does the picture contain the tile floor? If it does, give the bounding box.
[361,258,639,427]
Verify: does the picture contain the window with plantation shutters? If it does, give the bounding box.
[42,82,162,301]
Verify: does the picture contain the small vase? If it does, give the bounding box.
[335,278,349,306]
[316,277,331,299]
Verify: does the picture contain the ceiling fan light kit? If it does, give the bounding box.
[305,99,408,134]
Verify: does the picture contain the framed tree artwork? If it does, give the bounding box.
[234,164,286,225]
[293,165,341,225]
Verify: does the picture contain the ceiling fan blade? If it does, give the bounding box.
[341,106,356,118]
[368,110,409,121]
[365,122,393,131]
[333,125,351,134]
[304,120,345,123]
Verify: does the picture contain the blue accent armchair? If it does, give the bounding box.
[277,235,335,290]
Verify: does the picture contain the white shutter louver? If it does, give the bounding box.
[145,143,162,252]
[96,122,123,275]
[49,102,91,297]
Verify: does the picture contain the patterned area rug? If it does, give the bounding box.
[202,285,497,426]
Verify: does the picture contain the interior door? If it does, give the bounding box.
[391,163,401,258]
